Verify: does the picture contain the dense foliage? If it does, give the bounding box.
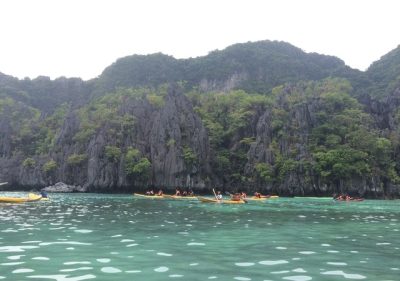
[1,40,400,196]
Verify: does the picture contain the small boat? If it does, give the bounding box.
[244,195,279,201]
[334,198,364,202]
[133,193,165,199]
[163,194,197,200]
[0,193,42,203]
[243,197,268,201]
[197,196,246,204]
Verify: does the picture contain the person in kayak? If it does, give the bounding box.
[216,191,223,200]
[40,190,48,198]
[157,189,163,196]
[231,193,242,201]
[254,192,262,198]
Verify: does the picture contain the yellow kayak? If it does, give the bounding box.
[133,193,165,199]
[0,193,42,203]
[197,196,246,204]
[244,195,279,201]
[163,194,197,200]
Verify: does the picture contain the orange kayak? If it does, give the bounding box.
[197,196,246,204]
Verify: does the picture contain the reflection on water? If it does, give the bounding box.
[0,193,399,280]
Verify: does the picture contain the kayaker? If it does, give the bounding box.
[254,192,261,198]
[40,190,48,198]
[231,193,242,201]
[216,191,223,200]
[188,189,194,196]
[157,189,163,196]
[175,188,181,196]
[146,189,154,195]
[240,191,247,198]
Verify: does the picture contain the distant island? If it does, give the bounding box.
[1,40,400,198]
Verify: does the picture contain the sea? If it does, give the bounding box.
[0,193,399,280]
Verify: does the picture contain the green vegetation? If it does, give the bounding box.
[22,158,36,168]
[43,160,57,173]
[67,154,87,165]
[125,148,152,183]
[1,41,400,195]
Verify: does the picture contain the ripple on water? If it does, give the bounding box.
[169,274,184,278]
[96,258,111,263]
[157,252,173,256]
[126,270,141,273]
[120,239,135,242]
[7,255,25,260]
[235,262,255,267]
[32,257,49,261]
[234,277,251,281]
[64,261,91,265]
[0,245,38,252]
[283,276,312,281]
[327,262,347,266]
[60,267,93,272]
[101,267,122,273]
[1,262,25,266]
[39,242,92,246]
[321,270,366,279]
[74,229,93,234]
[154,266,169,272]
[292,268,307,273]
[12,268,34,273]
[26,274,96,280]
[299,251,316,255]
[259,260,289,265]
[187,242,205,246]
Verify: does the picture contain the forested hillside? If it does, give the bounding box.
[1,40,400,198]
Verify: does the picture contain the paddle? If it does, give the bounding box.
[212,188,220,201]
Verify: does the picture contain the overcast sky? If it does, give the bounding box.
[0,0,399,80]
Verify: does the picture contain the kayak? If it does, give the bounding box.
[163,194,197,200]
[133,193,165,199]
[244,197,268,201]
[245,195,279,200]
[294,196,333,200]
[197,196,246,204]
[0,193,42,203]
[334,198,364,202]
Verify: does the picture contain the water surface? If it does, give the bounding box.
[0,193,399,280]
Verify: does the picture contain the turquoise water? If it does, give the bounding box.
[0,193,399,281]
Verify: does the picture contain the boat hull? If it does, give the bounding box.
[197,196,246,204]
[133,193,165,199]
[0,193,42,203]
[163,195,197,200]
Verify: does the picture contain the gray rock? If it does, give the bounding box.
[43,182,86,193]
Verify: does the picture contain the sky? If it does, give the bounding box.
[0,0,399,81]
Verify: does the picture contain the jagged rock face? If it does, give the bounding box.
[43,86,212,191]
[149,88,210,188]
[360,87,400,131]
[245,86,400,198]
